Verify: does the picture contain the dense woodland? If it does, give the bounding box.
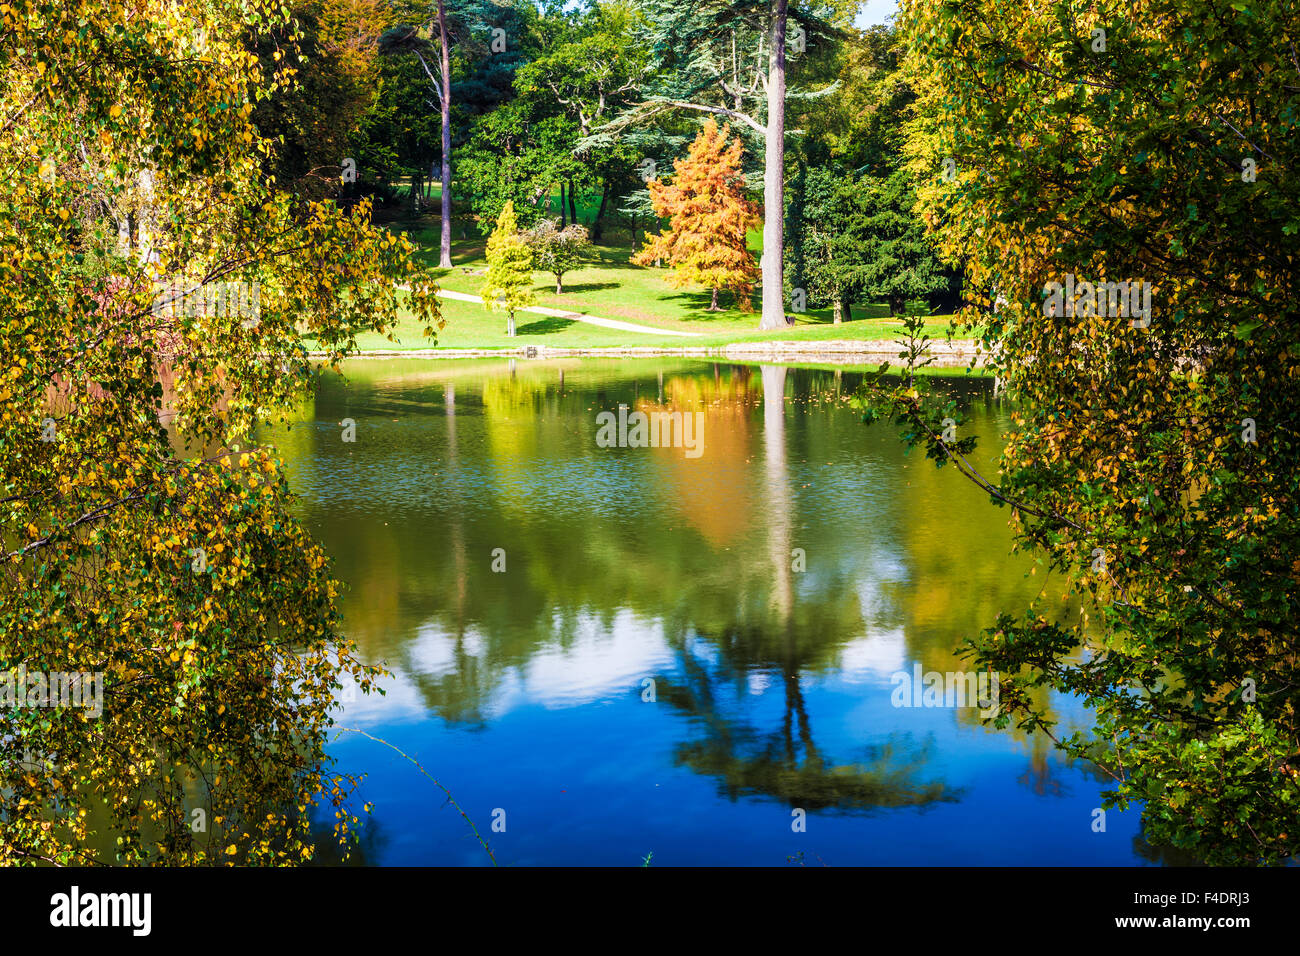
[266,0,960,320]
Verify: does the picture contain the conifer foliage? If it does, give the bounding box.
[633,120,760,311]
[481,200,536,336]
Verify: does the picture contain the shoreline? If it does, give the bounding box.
[313,339,988,368]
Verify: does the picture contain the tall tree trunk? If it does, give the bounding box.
[759,0,788,330]
[555,273,563,294]
[567,178,578,225]
[507,312,516,337]
[592,179,610,241]
[710,287,719,311]
[437,0,453,268]
[832,295,844,325]
[559,182,567,227]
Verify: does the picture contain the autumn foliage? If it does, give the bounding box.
[633,120,760,311]
[891,0,1300,865]
[0,0,440,865]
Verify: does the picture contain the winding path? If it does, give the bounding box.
[434,288,704,337]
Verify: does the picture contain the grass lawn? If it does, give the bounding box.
[342,294,964,351]
[358,202,973,352]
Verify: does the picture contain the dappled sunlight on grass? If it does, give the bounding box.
[368,213,969,349]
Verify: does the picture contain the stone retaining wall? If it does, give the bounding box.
[314,340,989,368]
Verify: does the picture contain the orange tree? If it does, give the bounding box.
[633,120,760,311]
[0,0,440,863]
[874,0,1300,864]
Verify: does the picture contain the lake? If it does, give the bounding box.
[262,357,1156,866]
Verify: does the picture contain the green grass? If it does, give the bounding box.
[365,205,973,352]
[338,289,964,352]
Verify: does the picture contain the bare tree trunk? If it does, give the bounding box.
[592,179,610,241]
[759,0,788,331]
[437,0,453,268]
[832,295,844,324]
[710,287,719,310]
[567,179,578,225]
[507,312,516,337]
[559,182,567,227]
[555,273,563,294]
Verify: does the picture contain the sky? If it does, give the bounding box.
[854,0,899,27]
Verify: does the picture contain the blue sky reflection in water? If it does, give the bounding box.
[261,358,1154,866]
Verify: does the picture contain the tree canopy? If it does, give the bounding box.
[879,0,1300,865]
[0,0,440,863]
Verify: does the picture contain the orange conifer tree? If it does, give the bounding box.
[633,120,761,311]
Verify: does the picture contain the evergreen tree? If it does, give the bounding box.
[795,167,867,323]
[790,167,956,321]
[481,200,535,335]
[856,169,956,315]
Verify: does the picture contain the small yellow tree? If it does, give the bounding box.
[633,120,760,311]
[481,201,535,336]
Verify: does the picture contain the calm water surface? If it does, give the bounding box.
[262,357,1155,866]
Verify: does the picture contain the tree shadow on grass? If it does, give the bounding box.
[516,315,578,335]
[787,311,860,327]
[552,281,620,294]
[660,290,755,322]
[783,304,899,326]
[590,246,638,266]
